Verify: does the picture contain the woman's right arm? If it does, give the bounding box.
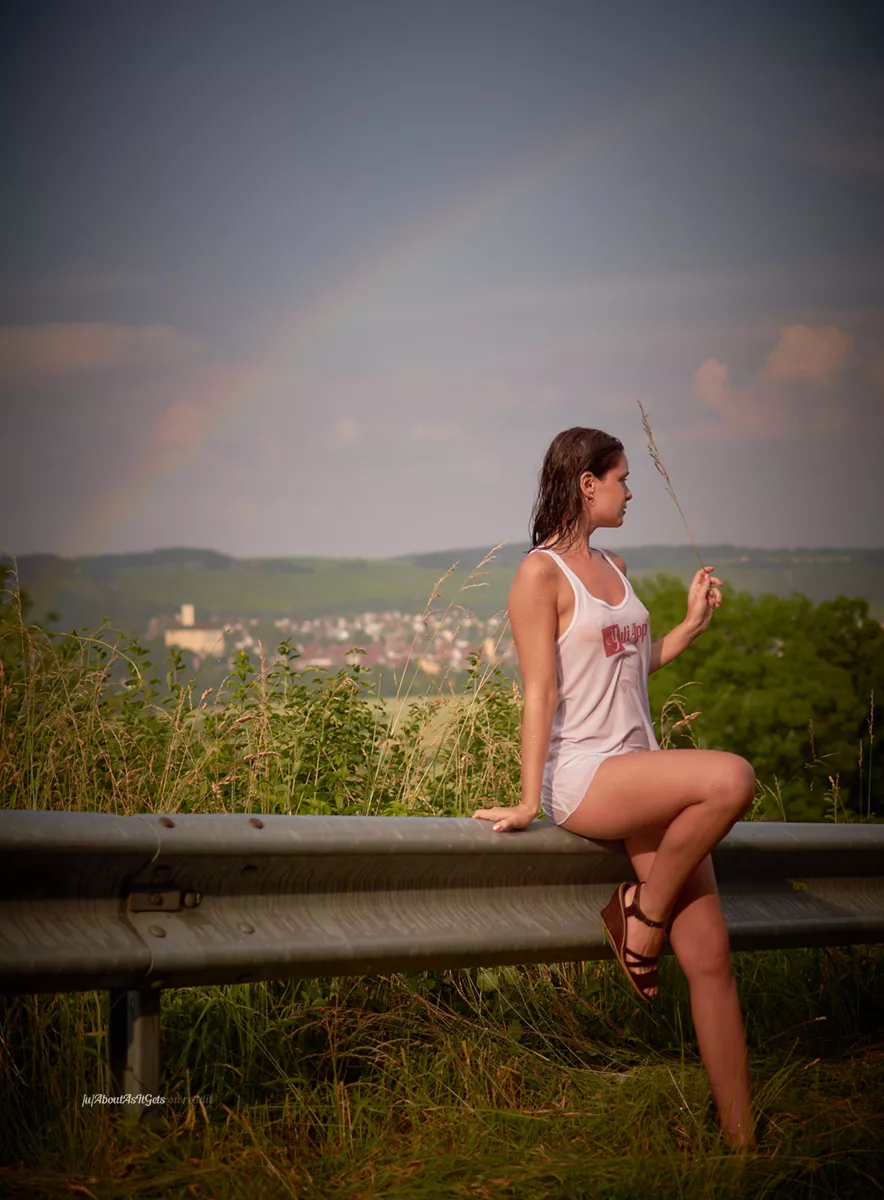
[472,554,560,832]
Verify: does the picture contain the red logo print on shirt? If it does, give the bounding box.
[602,620,649,658]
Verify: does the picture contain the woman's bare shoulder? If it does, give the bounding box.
[509,551,559,646]
[512,549,559,584]
[509,551,560,616]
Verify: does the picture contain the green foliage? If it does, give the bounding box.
[0,565,880,821]
[639,573,883,820]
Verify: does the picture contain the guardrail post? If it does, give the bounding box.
[108,987,161,1116]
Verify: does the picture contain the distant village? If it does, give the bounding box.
[146,604,518,677]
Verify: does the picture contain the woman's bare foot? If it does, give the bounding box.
[623,883,666,999]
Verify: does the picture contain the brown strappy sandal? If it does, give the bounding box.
[600,881,667,1005]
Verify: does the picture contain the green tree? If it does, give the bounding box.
[640,574,883,819]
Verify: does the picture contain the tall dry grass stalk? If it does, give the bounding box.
[638,399,706,571]
[364,541,520,816]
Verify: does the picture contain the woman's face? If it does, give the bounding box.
[584,453,632,525]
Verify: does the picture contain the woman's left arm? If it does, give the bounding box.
[646,564,723,675]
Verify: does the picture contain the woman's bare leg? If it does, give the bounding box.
[628,829,755,1148]
[561,748,756,998]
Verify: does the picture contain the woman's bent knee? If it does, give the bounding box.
[734,758,756,814]
[712,756,756,816]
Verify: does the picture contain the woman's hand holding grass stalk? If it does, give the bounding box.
[638,400,723,636]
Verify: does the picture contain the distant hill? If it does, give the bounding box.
[392,542,860,571]
[3,544,884,633]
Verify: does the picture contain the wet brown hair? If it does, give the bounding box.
[527,427,624,554]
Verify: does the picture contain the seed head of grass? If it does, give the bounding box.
[637,399,705,572]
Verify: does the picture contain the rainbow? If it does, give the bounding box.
[60,84,665,558]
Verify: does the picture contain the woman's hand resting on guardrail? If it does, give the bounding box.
[471,803,538,832]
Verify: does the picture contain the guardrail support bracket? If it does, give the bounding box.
[108,987,161,1118]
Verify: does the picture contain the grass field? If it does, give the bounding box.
[2,948,882,1198]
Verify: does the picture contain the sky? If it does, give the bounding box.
[1,0,883,559]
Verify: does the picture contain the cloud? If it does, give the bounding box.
[330,417,361,444]
[687,323,857,440]
[410,423,459,442]
[152,402,208,447]
[691,358,731,409]
[0,323,203,380]
[467,452,501,481]
[146,360,269,450]
[765,324,852,385]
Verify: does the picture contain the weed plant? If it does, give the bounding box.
[0,562,882,1198]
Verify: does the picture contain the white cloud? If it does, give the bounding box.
[691,358,731,409]
[410,423,459,442]
[330,417,361,444]
[152,402,207,447]
[467,452,501,481]
[146,360,269,450]
[686,323,857,440]
[765,324,852,385]
[0,323,203,379]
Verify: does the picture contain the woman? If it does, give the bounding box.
[472,427,756,1149]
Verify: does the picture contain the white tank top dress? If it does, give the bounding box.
[531,545,660,825]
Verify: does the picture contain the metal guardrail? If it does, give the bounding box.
[1,811,882,1117]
